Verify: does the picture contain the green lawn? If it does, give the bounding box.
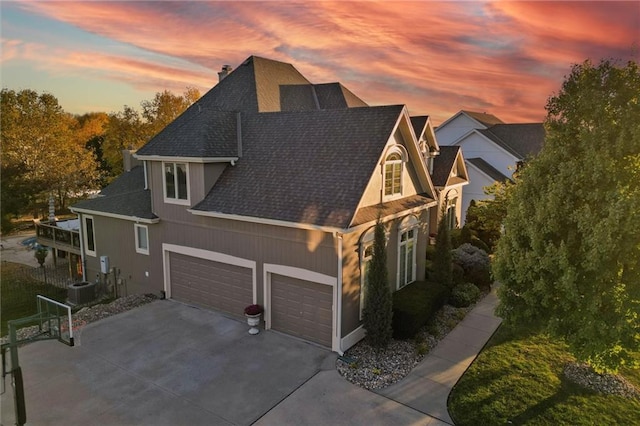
[449,326,640,425]
[1,262,68,337]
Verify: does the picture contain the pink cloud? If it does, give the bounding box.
[8,1,639,124]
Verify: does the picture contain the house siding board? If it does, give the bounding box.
[270,273,333,347]
[169,252,253,317]
[340,210,429,336]
[457,133,516,177]
[436,113,487,145]
[83,215,156,296]
[159,216,337,306]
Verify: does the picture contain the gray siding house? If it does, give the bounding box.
[71,56,467,353]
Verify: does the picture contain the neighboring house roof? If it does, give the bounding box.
[462,110,504,127]
[73,166,157,221]
[431,146,461,187]
[467,158,511,182]
[192,105,407,229]
[480,123,545,159]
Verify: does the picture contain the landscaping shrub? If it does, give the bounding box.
[451,226,473,249]
[449,282,481,308]
[452,263,465,286]
[392,281,449,339]
[469,236,491,254]
[452,243,492,290]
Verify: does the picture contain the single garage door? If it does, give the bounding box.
[170,252,252,317]
[270,274,333,348]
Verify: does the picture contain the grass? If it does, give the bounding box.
[448,325,640,425]
[1,261,68,337]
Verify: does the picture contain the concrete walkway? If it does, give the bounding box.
[375,286,502,425]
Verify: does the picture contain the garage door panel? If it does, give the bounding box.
[271,273,333,348]
[170,252,252,317]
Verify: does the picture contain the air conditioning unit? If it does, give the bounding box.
[67,281,97,306]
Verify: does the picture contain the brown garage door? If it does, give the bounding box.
[270,274,333,348]
[170,252,252,318]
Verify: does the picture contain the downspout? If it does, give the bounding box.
[77,212,87,282]
[335,232,344,354]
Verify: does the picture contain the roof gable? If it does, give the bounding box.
[192,105,406,229]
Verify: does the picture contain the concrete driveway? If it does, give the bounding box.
[1,300,437,425]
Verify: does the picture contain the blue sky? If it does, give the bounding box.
[2,1,638,124]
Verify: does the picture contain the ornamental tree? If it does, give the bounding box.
[431,203,453,289]
[494,59,640,373]
[362,220,393,348]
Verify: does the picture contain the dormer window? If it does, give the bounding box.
[164,162,189,205]
[384,148,404,198]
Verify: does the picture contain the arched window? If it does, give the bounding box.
[397,215,419,289]
[384,147,405,198]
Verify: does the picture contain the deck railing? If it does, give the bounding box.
[35,220,81,255]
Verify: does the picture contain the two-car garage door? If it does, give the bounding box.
[166,246,335,349]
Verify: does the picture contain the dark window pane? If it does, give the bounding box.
[176,163,187,200]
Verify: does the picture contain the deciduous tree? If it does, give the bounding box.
[494,59,640,373]
[1,89,98,224]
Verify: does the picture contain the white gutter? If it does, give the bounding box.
[188,209,345,234]
[133,155,239,164]
[70,207,160,224]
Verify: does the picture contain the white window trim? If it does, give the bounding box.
[134,224,149,255]
[382,145,407,202]
[163,161,190,205]
[83,214,96,257]
[397,215,419,290]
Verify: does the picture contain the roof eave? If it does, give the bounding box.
[133,155,239,164]
[69,206,160,224]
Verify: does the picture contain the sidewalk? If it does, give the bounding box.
[375,286,502,425]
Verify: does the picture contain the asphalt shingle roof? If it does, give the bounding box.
[73,166,157,220]
[467,158,511,182]
[192,105,405,228]
[480,123,545,159]
[431,146,460,187]
[410,116,428,139]
[351,194,435,227]
[463,110,504,127]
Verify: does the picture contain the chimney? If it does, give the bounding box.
[218,65,232,82]
[122,149,141,172]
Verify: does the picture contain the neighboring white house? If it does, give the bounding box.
[435,110,545,224]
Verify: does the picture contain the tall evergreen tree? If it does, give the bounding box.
[363,220,393,348]
[432,202,453,289]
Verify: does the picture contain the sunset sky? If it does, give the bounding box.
[1,1,638,124]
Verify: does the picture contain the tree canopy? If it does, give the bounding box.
[493,59,640,373]
[1,89,99,226]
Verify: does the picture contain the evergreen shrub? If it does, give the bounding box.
[392,281,449,339]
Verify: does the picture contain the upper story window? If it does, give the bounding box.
[384,148,405,199]
[164,162,189,205]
